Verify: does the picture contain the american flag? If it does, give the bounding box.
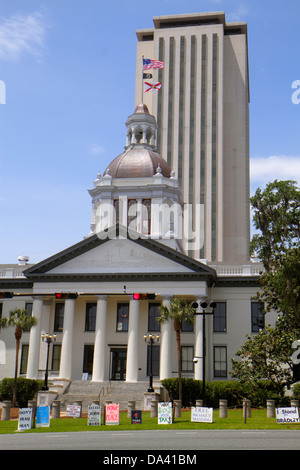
[143,58,164,70]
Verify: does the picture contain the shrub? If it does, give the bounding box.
[161,378,289,408]
[292,383,300,399]
[0,377,43,408]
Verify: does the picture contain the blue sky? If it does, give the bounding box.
[0,0,299,264]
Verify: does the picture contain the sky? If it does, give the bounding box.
[0,0,299,264]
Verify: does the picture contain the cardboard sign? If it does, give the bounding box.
[66,405,81,418]
[158,402,172,424]
[191,406,213,423]
[18,408,33,431]
[88,404,101,426]
[36,406,50,427]
[276,407,300,423]
[105,403,120,425]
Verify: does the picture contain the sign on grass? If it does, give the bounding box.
[18,408,33,431]
[36,406,50,427]
[158,402,172,424]
[88,404,101,426]
[66,404,81,418]
[106,403,120,425]
[131,410,142,424]
[191,406,213,423]
[276,407,300,423]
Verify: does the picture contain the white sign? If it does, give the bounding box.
[191,406,213,423]
[158,402,172,424]
[276,407,300,424]
[88,404,101,426]
[18,408,33,431]
[66,405,81,418]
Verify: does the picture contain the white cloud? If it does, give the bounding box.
[250,155,300,192]
[88,144,105,156]
[0,11,49,61]
[227,3,250,22]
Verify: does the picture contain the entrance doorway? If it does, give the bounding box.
[110,348,127,381]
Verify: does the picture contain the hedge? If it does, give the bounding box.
[161,378,290,408]
[0,377,44,408]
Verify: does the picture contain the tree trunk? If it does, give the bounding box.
[174,321,182,403]
[13,327,22,407]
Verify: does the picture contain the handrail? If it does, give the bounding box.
[98,380,112,403]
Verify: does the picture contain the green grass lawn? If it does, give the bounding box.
[1,409,300,434]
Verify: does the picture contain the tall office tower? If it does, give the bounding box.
[135,12,250,264]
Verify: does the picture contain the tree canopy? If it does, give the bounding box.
[232,180,300,386]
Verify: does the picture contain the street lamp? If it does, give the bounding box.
[192,301,216,404]
[41,333,56,391]
[144,334,160,392]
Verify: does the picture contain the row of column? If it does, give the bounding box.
[26,295,206,382]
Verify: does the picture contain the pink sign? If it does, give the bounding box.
[105,404,119,425]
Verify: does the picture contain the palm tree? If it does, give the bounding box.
[0,308,37,406]
[157,298,195,404]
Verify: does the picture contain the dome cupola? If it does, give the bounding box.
[103,104,171,179]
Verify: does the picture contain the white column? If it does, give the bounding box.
[92,296,108,382]
[26,297,43,379]
[194,299,204,381]
[126,299,139,382]
[59,299,75,379]
[159,296,173,380]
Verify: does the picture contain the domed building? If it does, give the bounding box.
[0,104,265,410]
[87,104,184,250]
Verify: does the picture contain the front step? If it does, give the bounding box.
[58,380,163,411]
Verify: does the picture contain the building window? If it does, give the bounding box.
[148,303,160,332]
[181,346,194,372]
[20,344,29,374]
[116,303,129,332]
[52,344,61,371]
[0,303,2,331]
[54,303,64,332]
[24,302,33,332]
[146,344,160,377]
[83,344,94,375]
[142,199,151,235]
[182,318,194,332]
[113,199,120,225]
[214,346,227,378]
[128,199,137,231]
[251,302,265,332]
[213,302,227,332]
[85,303,96,331]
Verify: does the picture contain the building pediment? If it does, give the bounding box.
[24,225,216,285]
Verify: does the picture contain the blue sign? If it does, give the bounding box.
[36,406,50,427]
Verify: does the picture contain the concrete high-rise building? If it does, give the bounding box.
[135,12,250,264]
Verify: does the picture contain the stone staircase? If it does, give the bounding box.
[57,380,159,411]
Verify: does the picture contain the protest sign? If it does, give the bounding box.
[131,410,142,424]
[88,404,101,426]
[36,406,50,427]
[158,402,172,424]
[191,406,213,423]
[66,405,81,418]
[105,403,120,425]
[276,407,299,423]
[18,408,33,431]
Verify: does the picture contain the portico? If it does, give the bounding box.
[22,225,215,384]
